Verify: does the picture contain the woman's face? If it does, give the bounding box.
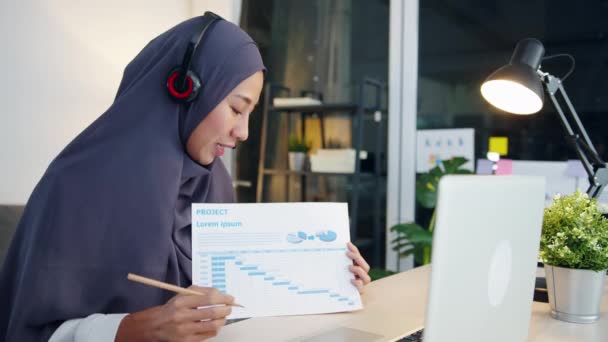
[186,71,264,165]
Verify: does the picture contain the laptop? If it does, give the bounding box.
[301,175,546,342]
[399,175,546,341]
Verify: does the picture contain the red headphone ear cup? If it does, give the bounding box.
[166,68,201,102]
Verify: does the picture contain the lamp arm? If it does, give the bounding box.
[541,72,608,199]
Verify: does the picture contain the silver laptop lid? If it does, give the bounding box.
[424,175,545,342]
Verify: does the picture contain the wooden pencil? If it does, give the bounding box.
[127,273,244,308]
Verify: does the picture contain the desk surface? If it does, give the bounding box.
[214,265,608,342]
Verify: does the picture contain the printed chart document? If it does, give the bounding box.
[192,202,363,319]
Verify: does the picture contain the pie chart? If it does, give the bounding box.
[316,230,337,242]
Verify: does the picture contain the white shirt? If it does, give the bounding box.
[49,314,127,342]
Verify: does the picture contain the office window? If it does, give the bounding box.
[239,0,389,267]
[418,0,608,161]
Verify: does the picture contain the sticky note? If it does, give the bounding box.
[496,159,513,175]
[476,159,493,175]
[489,137,508,156]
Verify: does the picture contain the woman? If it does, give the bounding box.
[0,14,371,342]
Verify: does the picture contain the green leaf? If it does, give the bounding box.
[368,268,396,281]
[417,172,437,188]
[398,248,415,257]
[390,223,432,260]
[415,157,472,208]
[443,156,468,173]
[428,166,444,178]
[413,247,428,265]
[390,236,411,244]
[288,134,311,152]
[403,231,432,244]
[416,181,437,208]
[391,223,426,233]
[392,244,414,252]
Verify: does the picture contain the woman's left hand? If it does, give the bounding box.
[346,242,371,294]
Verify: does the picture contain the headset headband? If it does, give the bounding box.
[176,12,221,91]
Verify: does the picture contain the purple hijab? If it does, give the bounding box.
[0,16,265,341]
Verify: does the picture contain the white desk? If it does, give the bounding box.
[214,265,608,341]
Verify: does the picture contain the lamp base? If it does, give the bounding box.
[533,276,548,303]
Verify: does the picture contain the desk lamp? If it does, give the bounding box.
[480,38,608,199]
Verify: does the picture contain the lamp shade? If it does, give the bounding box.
[481,38,546,115]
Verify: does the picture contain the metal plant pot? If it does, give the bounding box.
[545,264,607,323]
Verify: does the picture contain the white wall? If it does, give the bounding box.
[0,1,242,204]
[191,0,241,22]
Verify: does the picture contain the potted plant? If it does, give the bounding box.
[391,157,472,265]
[540,190,608,323]
[287,134,310,171]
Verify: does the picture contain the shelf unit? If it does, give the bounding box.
[255,79,387,266]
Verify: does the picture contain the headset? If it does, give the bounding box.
[166,12,221,103]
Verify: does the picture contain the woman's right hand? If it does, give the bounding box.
[115,286,235,342]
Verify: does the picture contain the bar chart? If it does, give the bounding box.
[197,247,360,319]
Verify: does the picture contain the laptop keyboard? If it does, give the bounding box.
[397,328,424,341]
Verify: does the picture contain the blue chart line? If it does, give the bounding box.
[212,256,236,260]
[202,251,355,306]
[297,289,329,295]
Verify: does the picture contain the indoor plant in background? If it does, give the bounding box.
[390,157,472,265]
[287,134,310,171]
[540,190,608,323]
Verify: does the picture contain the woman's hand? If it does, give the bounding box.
[115,286,234,342]
[346,242,371,294]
